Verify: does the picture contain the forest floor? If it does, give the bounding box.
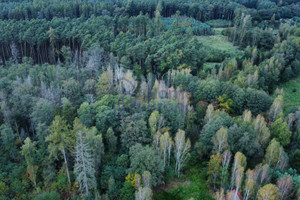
[279,74,300,114]
[153,164,214,200]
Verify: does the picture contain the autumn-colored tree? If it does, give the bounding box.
[230,152,247,190]
[218,94,233,113]
[257,184,280,200]
[208,153,222,190]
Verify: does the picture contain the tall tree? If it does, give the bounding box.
[208,153,222,190]
[269,95,283,122]
[46,115,73,185]
[20,137,38,189]
[212,127,229,154]
[74,129,96,196]
[263,139,281,168]
[174,129,191,177]
[159,131,172,167]
[277,176,293,200]
[230,152,246,190]
[106,128,117,153]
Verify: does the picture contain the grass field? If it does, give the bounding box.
[279,75,300,114]
[198,28,243,58]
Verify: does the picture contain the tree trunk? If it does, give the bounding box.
[62,145,71,185]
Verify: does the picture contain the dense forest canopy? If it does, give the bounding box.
[0,0,299,200]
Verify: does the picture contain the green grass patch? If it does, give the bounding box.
[206,19,232,28]
[198,34,242,57]
[154,163,214,200]
[279,75,300,114]
[198,28,243,62]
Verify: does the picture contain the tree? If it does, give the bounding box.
[121,114,150,149]
[135,171,153,200]
[263,139,281,168]
[269,95,283,122]
[30,98,55,127]
[129,144,164,186]
[86,126,104,178]
[159,131,173,167]
[277,176,293,200]
[220,150,231,189]
[253,114,270,148]
[148,111,160,136]
[96,69,113,100]
[230,152,246,190]
[204,104,215,123]
[46,115,73,185]
[243,173,255,200]
[212,127,229,154]
[174,130,191,178]
[106,128,117,153]
[207,153,222,189]
[257,184,280,200]
[270,118,292,146]
[20,137,38,189]
[74,129,96,196]
[199,112,234,156]
[61,98,76,125]
[290,149,300,173]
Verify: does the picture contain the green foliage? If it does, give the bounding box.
[198,111,234,156]
[129,144,164,186]
[270,118,292,146]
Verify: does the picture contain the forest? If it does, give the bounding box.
[0,0,299,200]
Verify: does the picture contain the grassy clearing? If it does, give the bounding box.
[198,34,242,57]
[279,75,300,114]
[154,164,214,200]
[198,28,243,60]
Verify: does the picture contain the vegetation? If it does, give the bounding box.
[0,0,299,200]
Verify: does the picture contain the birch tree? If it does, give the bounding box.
[74,130,96,196]
[230,152,246,190]
[243,170,255,200]
[277,176,293,200]
[212,127,229,154]
[205,104,215,123]
[269,95,283,122]
[160,131,172,167]
[174,130,191,177]
[253,114,270,148]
